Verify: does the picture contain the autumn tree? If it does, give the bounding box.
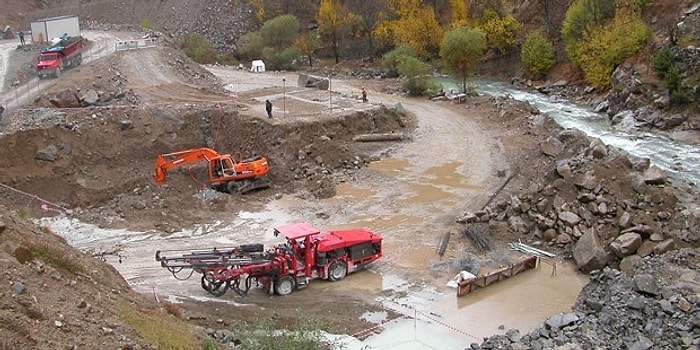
[561,0,618,65]
[375,0,444,57]
[440,27,486,93]
[317,0,355,63]
[474,9,522,54]
[576,9,649,90]
[346,0,389,61]
[449,0,468,28]
[294,29,321,67]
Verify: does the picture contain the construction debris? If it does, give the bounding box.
[508,241,556,258]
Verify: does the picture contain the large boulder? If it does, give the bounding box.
[49,89,80,108]
[573,229,609,273]
[610,232,643,257]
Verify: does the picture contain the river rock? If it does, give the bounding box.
[559,211,581,226]
[633,274,659,296]
[541,136,564,156]
[574,229,608,273]
[545,313,579,330]
[610,232,643,257]
[652,239,675,255]
[642,166,667,185]
[574,171,598,190]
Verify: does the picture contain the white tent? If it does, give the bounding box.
[250,60,266,73]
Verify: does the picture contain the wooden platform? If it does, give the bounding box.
[457,256,538,297]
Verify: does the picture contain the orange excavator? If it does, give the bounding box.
[154,147,270,193]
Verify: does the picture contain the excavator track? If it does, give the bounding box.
[227,176,270,194]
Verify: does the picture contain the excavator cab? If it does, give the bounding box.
[212,157,237,178]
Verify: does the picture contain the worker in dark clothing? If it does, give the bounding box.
[361,86,368,102]
[18,31,25,46]
[265,99,273,118]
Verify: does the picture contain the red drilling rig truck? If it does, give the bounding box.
[155,222,383,296]
[36,34,85,79]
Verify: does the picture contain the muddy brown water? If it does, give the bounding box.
[42,69,589,349]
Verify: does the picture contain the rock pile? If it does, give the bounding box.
[457,113,699,274]
[474,249,700,349]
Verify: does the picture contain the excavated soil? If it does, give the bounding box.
[0,32,697,350]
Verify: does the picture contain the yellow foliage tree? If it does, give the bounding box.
[249,0,265,24]
[375,0,444,56]
[317,0,356,63]
[576,9,649,90]
[449,0,468,28]
[475,9,523,54]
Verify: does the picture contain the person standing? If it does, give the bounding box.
[18,31,25,46]
[361,86,368,102]
[265,99,273,118]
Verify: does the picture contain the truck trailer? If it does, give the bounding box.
[30,15,80,44]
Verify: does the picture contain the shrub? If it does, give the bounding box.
[119,304,202,350]
[576,12,649,90]
[521,30,555,78]
[237,313,330,350]
[236,32,264,61]
[397,55,440,96]
[263,46,300,71]
[382,44,418,77]
[181,33,217,64]
[651,47,675,77]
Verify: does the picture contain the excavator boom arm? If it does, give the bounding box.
[154,147,221,183]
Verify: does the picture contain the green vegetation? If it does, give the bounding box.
[139,18,154,30]
[561,0,618,66]
[235,14,301,70]
[397,55,440,96]
[382,44,418,77]
[260,14,300,49]
[237,313,332,350]
[440,27,486,93]
[120,304,207,350]
[521,30,555,78]
[181,33,217,64]
[652,47,690,104]
[236,32,265,61]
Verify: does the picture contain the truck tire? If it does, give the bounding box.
[328,261,347,282]
[274,276,295,296]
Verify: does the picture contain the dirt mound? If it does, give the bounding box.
[0,205,202,349]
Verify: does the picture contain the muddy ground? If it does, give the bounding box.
[0,34,697,349]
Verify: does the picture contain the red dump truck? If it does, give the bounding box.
[36,34,85,79]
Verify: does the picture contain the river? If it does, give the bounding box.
[471,79,700,189]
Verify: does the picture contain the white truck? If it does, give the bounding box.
[30,15,80,44]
